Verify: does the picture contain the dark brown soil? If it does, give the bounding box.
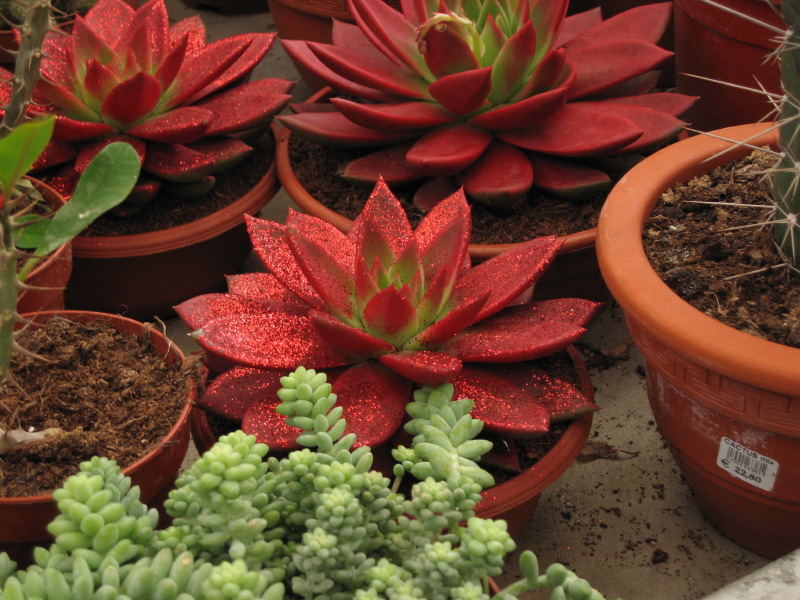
[73,130,275,237]
[0,316,201,497]
[643,148,800,348]
[288,135,606,246]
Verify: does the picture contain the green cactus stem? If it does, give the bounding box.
[773,0,800,273]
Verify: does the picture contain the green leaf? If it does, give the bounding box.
[0,117,54,199]
[14,214,48,249]
[34,142,141,257]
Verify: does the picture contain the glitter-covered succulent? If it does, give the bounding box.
[278,0,696,210]
[0,0,293,213]
[177,179,601,452]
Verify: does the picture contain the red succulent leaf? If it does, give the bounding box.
[279,111,419,148]
[126,106,213,143]
[186,33,276,103]
[428,66,492,115]
[195,308,356,370]
[196,80,292,136]
[378,350,463,385]
[281,40,397,103]
[142,143,216,183]
[354,255,382,315]
[185,137,252,173]
[30,140,77,174]
[469,86,567,130]
[524,49,572,98]
[352,178,414,265]
[491,360,600,421]
[102,72,163,125]
[528,153,611,199]
[73,136,145,173]
[83,0,137,44]
[341,143,426,187]
[83,59,121,110]
[286,226,357,324]
[246,216,327,311]
[33,79,98,122]
[154,32,190,93]
[201,367,285,423]
[71,16,117,69]
[454,235,562,321]
[566,40,672,100]
[459,141,534,209]
[577,101,686,154]
[362,285,420,347]
[442,299,602,362]
[412,177,461,212]
[530,0,570,59]
[169,14,208,57]
[349,0,429,77]
[174,293,272,332]
[564,2,672,49]
[48,116,114,143]
[453,366,551,438]
[555,7,602,47]
[332,20,396,65]
[310,310,396,356]
[242,390,303,451]
[596,91,697,117]
[225,272,304,306]
[331,98,456,132]
[406,124,492,176]
[497,103,642,156]
[309,42,430,100]
[421,19,480,78]
[166,36,252,109]
[490,20,537,104]
[408,288,490,349]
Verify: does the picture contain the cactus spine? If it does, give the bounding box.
[773,0,800,273]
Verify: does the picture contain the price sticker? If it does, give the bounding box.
[716,437,779,492]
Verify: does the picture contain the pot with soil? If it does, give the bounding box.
[0,310,203,567]
[14,179,72,315]
[596,122,800,558]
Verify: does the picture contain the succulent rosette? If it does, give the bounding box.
[177,179,601,452]
[278,0,696,210]
[0,0,294,212]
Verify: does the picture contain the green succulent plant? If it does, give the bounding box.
[0,366,615,600]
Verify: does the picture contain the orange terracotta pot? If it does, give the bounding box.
[0,310,200,567]
[66,128,280,320]
[596,122,800,558]
[16,180,72,315]
[190,346,594,539]
[275,117,607,303]
[674,0,782,131]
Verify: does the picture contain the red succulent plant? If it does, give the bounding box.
[177,179,601,451]
[278,0,696,210]
[0,0,294,212]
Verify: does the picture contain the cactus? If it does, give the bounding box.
[772,0,800,273]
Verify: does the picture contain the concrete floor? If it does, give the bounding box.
[161,1,798,598]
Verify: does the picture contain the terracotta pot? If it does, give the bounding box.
[674,0,782,131]
[17,180,72,315]
[275,120,608,303]
[65,128,280,320]
[0,310,200,567]
[596,122,800,558]
[190,346,594,538]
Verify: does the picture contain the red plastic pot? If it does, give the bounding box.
[190,346,594,538]
[596,122,800,558]
[17,180,72,315]
[275,113,608,303]
[674,0,782,131]
[0,310,200,567]
[65,128,280,320]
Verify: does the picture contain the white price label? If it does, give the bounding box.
[716,437,779,492]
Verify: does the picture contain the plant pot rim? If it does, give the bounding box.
[275,90,597,261]
[72,124,280,259]
[0,310,197,507]
[596,121,799,397]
